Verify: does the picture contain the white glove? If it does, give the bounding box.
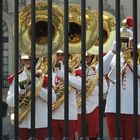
[19,87,25,94]
[57,70,64,79]
[111,41,116,54]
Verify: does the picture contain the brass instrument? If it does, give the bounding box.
[122,48,140,65]
[122,37,140,65]
[52,4,98,110]
[69,54,81,70]
[76,11,116,107]
[52,54,80,111]
[76,73,99,108]
[19,1,64,57]
[75,11,116,106]
[76,54,99,108]
[61,4,98,53]
[10,2,63,124]
[107,43,140,84]
[87,10,116,55]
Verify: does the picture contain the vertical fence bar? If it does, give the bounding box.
[97,0,104,139]
[12,0,20,139]
[29,0,36,139]
[47,0,53,139]
[80,0,88,140]
[0,0,3,139]
[63,0,70,139]
[115,0,121,139]
[132,0,138,139]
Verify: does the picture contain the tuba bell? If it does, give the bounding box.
[61,4,98,53]
[19,1,64,57]
[87,10,116,55]
[10,1,63,124]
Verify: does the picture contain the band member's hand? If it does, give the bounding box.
[19,80,31,90]
[36,70,43,77]
[57,70,64,80]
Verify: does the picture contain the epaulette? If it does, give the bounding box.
[7,69,24,85]
[42,75,48,88]
[8,74,15,85]
[75,69,82,77]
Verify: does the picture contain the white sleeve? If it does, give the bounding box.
[138,64,140,76]
[103,42,117,74]
[38,87,48,102]
[103,76,109,94]
[52,88,56,103]
[6,79,30,107]
[6,82,15,107]
[39,87,56,103]
[103,50,116,74]
[69,75,81,90]
[96,46,116,75]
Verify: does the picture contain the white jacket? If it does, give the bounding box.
[52,72,81,120]
[6,69,56,128]
[102,44,140,114]
[78,66,108,114]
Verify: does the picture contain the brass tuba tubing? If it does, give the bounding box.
[122,48,140,64]
[11,1,64,124]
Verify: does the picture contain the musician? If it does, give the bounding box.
[99,28,140,139]
[52,50,81,140]
[76,52,108,140]
[55,49,65,62]
[6,53,56,140]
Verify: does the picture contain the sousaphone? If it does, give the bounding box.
[76,11,116,108]
[19,1,64,57]
[52,5,98,111]
[10,1,64,124]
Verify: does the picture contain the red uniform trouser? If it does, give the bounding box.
[19,128,48,140]
[52,120,77,140]
[106,113,140,140]
[77,107,99,139]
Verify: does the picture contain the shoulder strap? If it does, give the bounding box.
[7,69,24,85]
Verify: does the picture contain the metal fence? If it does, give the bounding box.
[0,0,139,140]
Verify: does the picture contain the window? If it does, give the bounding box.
[3,48,8,88]
[2,20,9,88]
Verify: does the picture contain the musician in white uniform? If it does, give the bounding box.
[6,53,56,140]
[76,52,108,140]
[52,50,81,140]
[100,28,140,140]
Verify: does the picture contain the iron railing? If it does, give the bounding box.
[0,0,139,139]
